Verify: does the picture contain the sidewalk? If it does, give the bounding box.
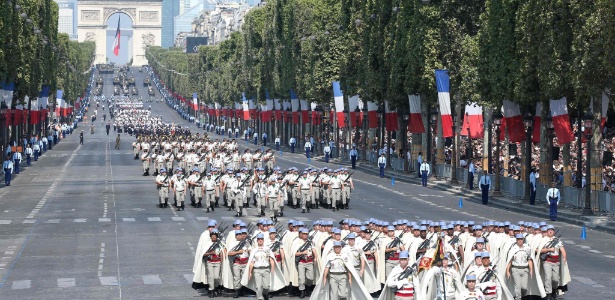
[227,134,615,235]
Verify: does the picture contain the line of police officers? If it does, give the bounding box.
[192,218,570,300]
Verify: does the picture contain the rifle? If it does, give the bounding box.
[271,230,288,252]
[157,174,169,189]
[362,239,376,252]
[539,230,565,260]
[342,172,355,184]
[311,173,321,185]
[295,231,317,263]
[228,236,252,263]
[385,232,405,259]
[479,258,500,284]
[418,233,434,251]
[448,235,460,246]
[202,240,222,263]
[390,254,424,293]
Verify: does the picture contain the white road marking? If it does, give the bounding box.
[122,218,135,222]
[0,220,12,224]
[579,245,591,249]
[99,218,111,222]
[589,249,602,254]
[12,280,31,289]
[196,217,208,221]
[172,217,185,221]
[99,276,119,286]
[573,276,604,287]
[183,274,193,283]
[57,278,76,288]
[148,217,161,221]
[46,219,60,223]
[142,274,162,285]
[604,255,615,259]
[74,219,87,223]
[22,220,36,224]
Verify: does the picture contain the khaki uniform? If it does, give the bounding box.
[325,253,349,300]
[251,246,273,300]
[155,174,169,204]
[298,177,312,210]
[510,244,532,299]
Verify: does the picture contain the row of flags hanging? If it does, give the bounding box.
[183,69,608,146]
[0,84,74,126]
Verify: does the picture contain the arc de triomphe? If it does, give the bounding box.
[77,0,162,66]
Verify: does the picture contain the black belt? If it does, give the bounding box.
[206,189,214,191]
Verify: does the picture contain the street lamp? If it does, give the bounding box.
[583,110,594,215]
[450,113,458,184]
[523,112,534,201]
[492,111,504,195]
[427,107,438,163]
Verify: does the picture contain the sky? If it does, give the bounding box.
[105,13,133,65]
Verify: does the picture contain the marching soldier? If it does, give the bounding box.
[266,178,283,222]
[459,275,485,300]
[322,241,351,300]
[230,173,244,217]
[188,168,204,207]
[155,168,170,208]
[298,171,312,213]
[254,177,268,217]
[341,169,353,209]
[539,226,568,300]
[199,229,225,298]
[246,233,274,300]
[379,251,420,300]
[328,170,343,211]
[171,167,187,210]
[505,234,534,300]
[228,230,251,298]
[141,148,151,176]
[203,172,218,212]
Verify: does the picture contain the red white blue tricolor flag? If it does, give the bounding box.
[113,17,121,56]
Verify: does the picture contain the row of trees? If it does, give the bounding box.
[0,0,95,107]
[147,0,615,114]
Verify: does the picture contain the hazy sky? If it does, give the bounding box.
[105,13,133,65]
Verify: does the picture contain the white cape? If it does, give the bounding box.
[309,255,373,300]
[240,248,288,291]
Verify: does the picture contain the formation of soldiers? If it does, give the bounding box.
[133,133,354,217]
[192,218,570,300]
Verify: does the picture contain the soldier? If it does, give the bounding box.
[155,168,170,208]
[242,149,253,170]
[228,230,251,298]
[203,172,218,212]
[254,177,268,217]
[298,171,312,213]
[545,182,560,221]
[479,173,491,205]
[171,167,187,210]
[294,228,318,298]
[322,241,350,300]
[320,169,333,209]
[506,234,534,300]
[420,160,430,186]
[266,178,283,222]
[188,168,204,207]
[324,143,331,163]
[197,229,224,298]
[459,274,485,300]
[539,226,567,300]
[230,173,244,217]
[246,233,274,300]
[264,149,275,174]
[380,251,420,300]
[328,170,343,211]
[475,252,505,300]
[115,133,121,149]
[341,169,353,209]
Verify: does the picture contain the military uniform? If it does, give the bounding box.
[155,170,170,208]
[171,171,187,210]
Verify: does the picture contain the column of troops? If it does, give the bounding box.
[192,218,570,300]
[134,135,354,217]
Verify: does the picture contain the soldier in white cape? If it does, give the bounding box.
[420,255,465,300]
[310,242,372,300]
[193,220,219,284]
[500,234,546,299]
[535,228,570,298]
[378,250,422,300]
[289,230,322,292]
[240,236,288,294]
[192,229,226,295]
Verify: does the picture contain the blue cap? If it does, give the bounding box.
[210,229,219,234]
[481,252,491,258]
[474,252,483,258]
[392,221,398,226]
[468,221,475,225]
[514,226,521,231]
[383,222,390,226]
[475,225,483,230]
[515,234,525,239]
[387,225,395,231]
[547,225,555,230]
[207,220,217,227]
[347,233,356,239]
[539,221,547,226]
[296,221,305,226]
[160,168,166,172]
[504,221,511,226]
[413,225,420,230]
[235,230,241,235]
[466,275,477,281]
[240,228,248,233]
[420,226,427,231]
[359,226,366,231]
[288,219,296,224]
[399,251,409,259]
[333,241,342,247]
[234,220,242,225]
[518,221,525,225]
[258,219,266,224]
[299,228,309,233]
[268,227,277,233]
[541,227,548,231]
[441,225,449,230]
[476,238,485,243]
[326,221,334,226]
[332,228,341,234]
[256,233,264,239]
[240,222,247,227]
[265,220,273,225]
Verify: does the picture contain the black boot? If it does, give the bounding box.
[208,290,214,298]
[182,203,185,210]
[233,291,239,298]
[302,209,305,213]
[307,207,310,213]
[159,203,163,208]
[299,290,305,299]
[211,205,214,212]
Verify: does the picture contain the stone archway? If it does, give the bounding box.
[77,0,162,66]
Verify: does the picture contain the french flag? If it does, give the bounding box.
[348,95,363,127]
[55,90,64,116]
[460,102,483,138]
[550,97,574,145]
[235,102,241,119]
[113,17,121,56]
[532,103,542,143]
[290,90,300,125]
[242,93,250,120]
[283,100,291,122]
[384,101,399,131]
[1,82,14,108]
[435,70,453,138]
[408,94,425,133]
[249,99,257,120]
[367,101,378,129]
[264,97,273,122]
[214,102,221,117]
[502,100,526,143]
[300,99,309,124]
[14,97,23,126]
[191,93,198,110]
[30,96,39,125]
[332,81,345,128]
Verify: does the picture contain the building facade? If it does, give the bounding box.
[55,0,78,40]
[162,0,180,48]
